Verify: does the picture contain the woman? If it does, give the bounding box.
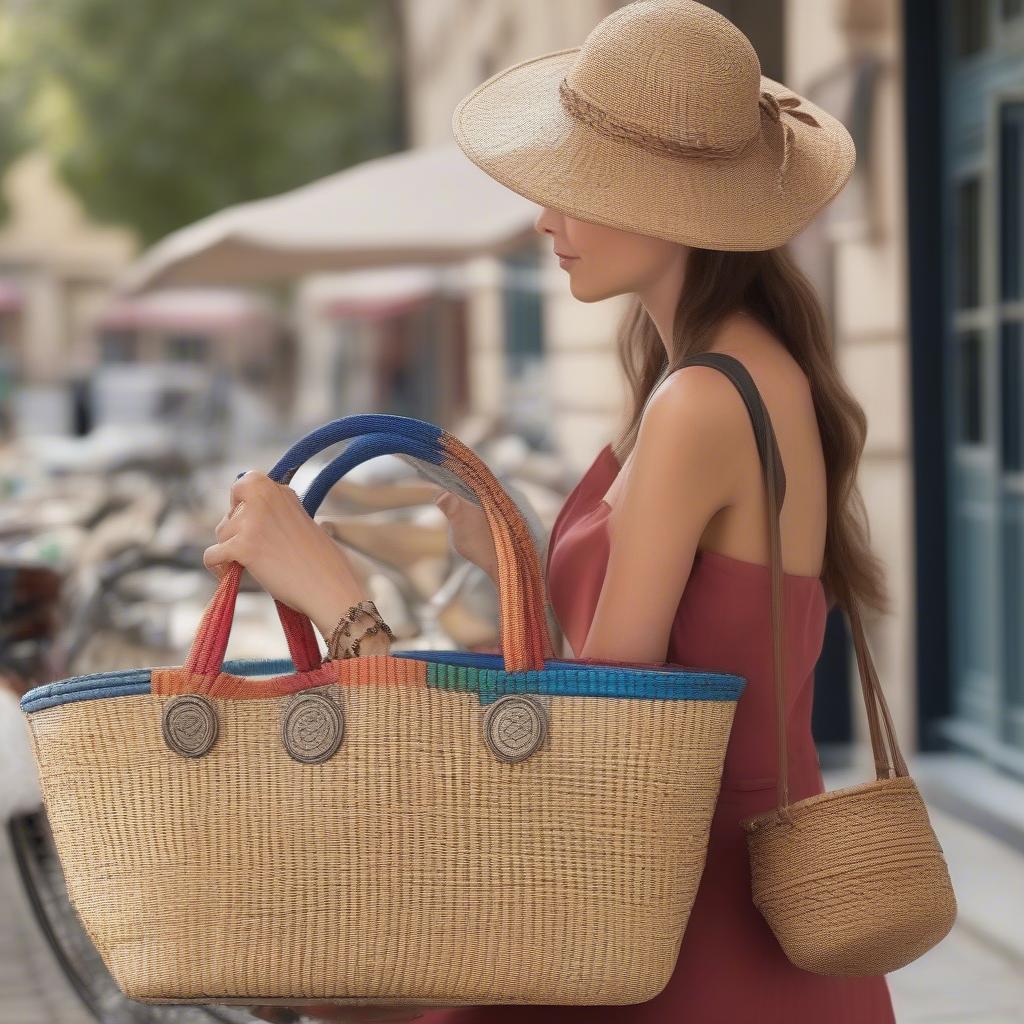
[210,1,897,1020]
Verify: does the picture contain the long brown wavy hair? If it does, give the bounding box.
[609,244,890,618]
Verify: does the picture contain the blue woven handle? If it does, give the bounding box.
[269,414,447,486]
[296,432,481,517]
[263,414,551,671]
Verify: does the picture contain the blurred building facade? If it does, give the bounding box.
[293,267,470,430]
[0,150,302,444]
[401,0,632,461]
[400,0,1024,843]
[0,151,137,387]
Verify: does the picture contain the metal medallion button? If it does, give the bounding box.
[280,691,344,764]
[483,694,548,763]
[161,694,218,758]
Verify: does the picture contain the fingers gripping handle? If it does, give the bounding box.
[186,415,552,676]
[281,416,551,672]
[299,430,555,671]
[187,495,323,676]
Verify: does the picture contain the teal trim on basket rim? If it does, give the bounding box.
[20,651,746,713]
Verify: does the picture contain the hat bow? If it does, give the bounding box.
[758,91,821,186]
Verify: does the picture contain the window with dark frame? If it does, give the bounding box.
[956,176,982,310]
[1000,102,1023,470]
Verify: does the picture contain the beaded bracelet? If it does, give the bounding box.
[327,598,391,655]
[327,599,395,660]
[328,606,383,660]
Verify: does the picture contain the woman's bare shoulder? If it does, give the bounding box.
[707,311,814,408]
[607,362,753,511]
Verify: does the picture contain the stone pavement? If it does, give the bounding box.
[823,758,1024,1023]
[887,921,1024,1023]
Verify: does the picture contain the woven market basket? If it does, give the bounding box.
[742,775,957,975]
[21,413,747,1008]
[738,586,958,976]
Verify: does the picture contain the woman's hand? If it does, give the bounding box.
[434,490,498,582]
[203,470,369,639]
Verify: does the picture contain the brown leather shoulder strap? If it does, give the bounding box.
[681,352,788,509]
[681,351,791,809]
[679,350,906,814]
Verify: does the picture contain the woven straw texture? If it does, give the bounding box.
[743,776,957,975]
[22,410,747,1005]
[26,678,736,1005]
[450,0,856,250]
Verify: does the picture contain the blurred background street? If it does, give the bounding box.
[0,1,1021,1021]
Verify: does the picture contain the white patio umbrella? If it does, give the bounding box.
[118,143,541,294]
[97,287,277,332]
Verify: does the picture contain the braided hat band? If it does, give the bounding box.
[452,0,855,251]
[558,77,822,188]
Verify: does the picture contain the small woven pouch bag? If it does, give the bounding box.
[21,412,749,1009]
[681,352,958,975]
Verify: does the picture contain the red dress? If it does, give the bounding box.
[419,442,896,1024]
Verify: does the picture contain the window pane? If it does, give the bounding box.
[1003,323,1023,469]
[165,334,208,363]
[502,247,543,372]
[954,0,991,56]
[1002,103,1024,302]
[959,331,986,444]
[957,177,982,309]
[99,330,137,363]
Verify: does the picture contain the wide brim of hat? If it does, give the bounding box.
[452,46,856,251]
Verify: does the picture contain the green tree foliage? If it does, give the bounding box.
[15,0,403,242]
[0,17,36,222]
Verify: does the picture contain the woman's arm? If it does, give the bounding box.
[577,366,746,664]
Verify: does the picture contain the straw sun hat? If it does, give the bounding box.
[451,0,856,251]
